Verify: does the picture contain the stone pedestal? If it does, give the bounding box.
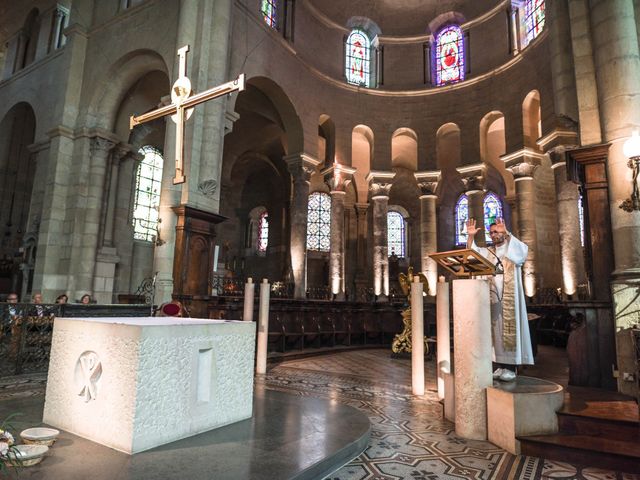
[487,377,564,454]
[452,279,492,440]
[436,280,450,400]
[43,317,256,454]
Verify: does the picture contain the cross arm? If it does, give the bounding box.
[181,74,246,110]
[130,103,177,130]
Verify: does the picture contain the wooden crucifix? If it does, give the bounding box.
[130,45,245,184]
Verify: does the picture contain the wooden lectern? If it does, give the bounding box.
[429,248,497,278]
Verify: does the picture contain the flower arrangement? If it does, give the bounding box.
[0,415,20,472]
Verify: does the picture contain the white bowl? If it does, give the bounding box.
[20,427,60,446]
[7,444,49,466]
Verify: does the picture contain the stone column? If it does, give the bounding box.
[415,172,440,295]
[508,162,539,297]
[549,147,586,296]
[367,171,395,301]
[458,166,486,246]
[69,135,115,301]
[323,164,355,301]
[354,202,369,294]
[588,0,640,395]
[285,153,320,299]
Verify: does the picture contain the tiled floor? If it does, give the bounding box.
[1,348,638,480]
[259,349,640,480]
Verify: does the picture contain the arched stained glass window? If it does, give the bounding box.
[307,192,331,251]
[483,192,503,243]
[387,211,406,258]
[578,193,585,247]
[524,0,545,43]
[261,0,277,28]
[455,194,469,246]
[258,210,269,252]
[345,29,371,87]
[434,25,465,86]
[133,146,163,242]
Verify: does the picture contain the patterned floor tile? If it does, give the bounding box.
[259,349,639,480]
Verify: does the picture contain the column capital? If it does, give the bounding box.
[508,162,538,180]
[456,163,486,193]
[548,145,577,169]
[366,170,395,198]
[500,147,544,170]
[414,171,440,197]
[355,202,369,215]
[322,163,356,192]
[90,136,116,156]
[284,152,320,182]
[538,124,579,153]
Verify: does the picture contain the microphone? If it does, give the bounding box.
[485,248,504,274]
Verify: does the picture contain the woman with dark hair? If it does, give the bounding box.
[80,294,92,305]
[55,294,68,304]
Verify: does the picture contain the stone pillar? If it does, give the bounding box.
[354,202,369,294]
[549,147,586,296]
[415,172,439,295]
[568,0,603,145]
[323,164,355,301]
[436,279,450,400]
[548,0,579,124]
[458,166,486,246]
[367,171,395,301]
[508,162,539,297]
[285,153,320,299]
[453,279,492,440]
[588,0,640,396]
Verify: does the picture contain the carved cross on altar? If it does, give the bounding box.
[130,45,245,184]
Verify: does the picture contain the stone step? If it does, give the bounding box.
[519,433,640,474]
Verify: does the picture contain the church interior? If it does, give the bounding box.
[0,0,639,478]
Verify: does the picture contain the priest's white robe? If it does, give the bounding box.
[471,235,534,365]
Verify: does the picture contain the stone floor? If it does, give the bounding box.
[260,348,640,480]
[1,346,638,480]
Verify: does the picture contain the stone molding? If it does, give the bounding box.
[500,147,545,169]
[538,127,579,152]
[90,136,116,155]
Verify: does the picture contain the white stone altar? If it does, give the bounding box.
[43,317,256,454]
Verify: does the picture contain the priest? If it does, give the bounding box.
[466,218,534,381]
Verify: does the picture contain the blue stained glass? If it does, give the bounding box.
[387,211,405,258]
[346,30,371,87]
[261,0,277,28]
[307,192,331,251]
[525,0,545,43]
[455,194,468,246]
[483,192,503,243]
[434,25,465,86]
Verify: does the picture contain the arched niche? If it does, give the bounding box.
[318,114,335,168]
[0,102,37,295]
[351,124,374,203]
[391,128,418,172]
[523,90,542,149]
[436,122,461,171]
[21,9,40,69]
[479,111,514,197]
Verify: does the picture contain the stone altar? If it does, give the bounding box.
[43,317,256,454]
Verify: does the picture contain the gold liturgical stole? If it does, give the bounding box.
[501,256,517,351]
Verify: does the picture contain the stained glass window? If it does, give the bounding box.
[345,29,371,87]
[524,0,545,43]
[434,25,465,86]
[578,193,585,247]
[307,192,331,251]
[483,192,503,243]
[387,211,406,258]
[258,210,269,252]
[133,146,163,242]
[455,194,469,246]
[261,0,277,29]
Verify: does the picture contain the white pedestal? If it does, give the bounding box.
[436,281,450,400]
[43,317,256,454]
[487,376,564,454]
[452,279,492,440]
